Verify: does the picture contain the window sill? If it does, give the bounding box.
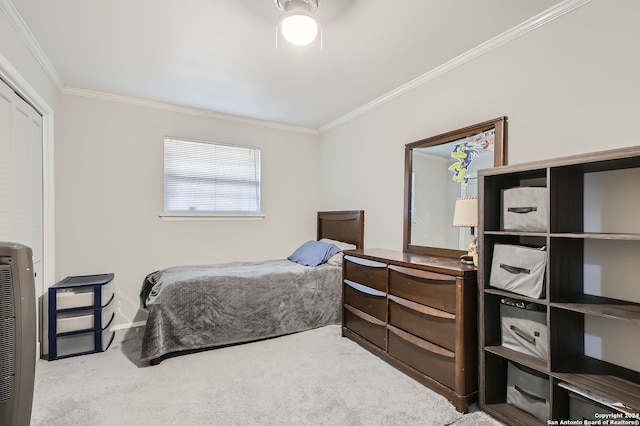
[159,213,266,221]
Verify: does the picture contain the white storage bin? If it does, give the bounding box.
[502,187,548,232]
[56,311,92,333]
[55,279,114,309]
[507,362,549,422]
[56,305,114,333]
[501,299,548,360]
[56,329,114,358]
[490,244,547,299]
[56,288,92,309]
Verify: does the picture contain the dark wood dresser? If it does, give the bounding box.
[341,248,478,412]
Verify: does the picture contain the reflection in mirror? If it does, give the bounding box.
[403,117,507,257]
[410,135,494,248]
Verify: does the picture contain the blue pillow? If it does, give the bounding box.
[288,240,341,266]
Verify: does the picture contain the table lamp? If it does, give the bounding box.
[452,196,478,266]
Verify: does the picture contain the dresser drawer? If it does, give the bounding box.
[387,325,455,389]
[388,265,457,314]
[344,280,387,321]
[388,295,456,352]
[344,255,388,292]
[343,305,386,349]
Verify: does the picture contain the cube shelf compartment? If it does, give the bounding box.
[478,146,640,424]
[48,273,115,360]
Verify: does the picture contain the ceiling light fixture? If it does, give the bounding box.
[275,0,321,47]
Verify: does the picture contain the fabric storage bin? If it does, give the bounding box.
[507,362,549,422]
[500,298,548,360]
[490,244,546,298]
[569,391,617,421]
[502,187,548,232]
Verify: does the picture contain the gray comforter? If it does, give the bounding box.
[140,259,342,362]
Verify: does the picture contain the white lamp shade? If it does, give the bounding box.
[280,12,318,46]
[452,197,478,227]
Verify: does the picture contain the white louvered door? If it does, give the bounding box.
[0,81,12,240]
[0,78,43,354]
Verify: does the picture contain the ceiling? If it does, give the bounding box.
[8,0,566,130]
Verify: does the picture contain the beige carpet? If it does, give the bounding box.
[31,325,502,426]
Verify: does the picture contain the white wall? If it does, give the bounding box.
[57,94,322,327]
[321,0,640,250]
[320,0,640,369]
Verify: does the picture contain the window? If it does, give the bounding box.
[163,138,262,216]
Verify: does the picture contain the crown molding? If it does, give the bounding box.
[61,87,319,135]
[2,0,316,133]
[0,0,64,90]
[3,0,591,134]
[320,0,592,133]
[0,51,52,115]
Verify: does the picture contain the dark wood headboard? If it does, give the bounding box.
[317,210,364,249]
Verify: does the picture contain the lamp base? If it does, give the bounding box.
[460,255,475,265]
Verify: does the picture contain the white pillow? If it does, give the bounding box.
[319,238,357,266]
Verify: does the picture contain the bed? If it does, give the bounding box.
[140,210,364,365]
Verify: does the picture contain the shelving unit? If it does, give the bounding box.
[48,273,115,360]
[478,146,640,424]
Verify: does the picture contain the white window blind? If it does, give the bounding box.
[164,138,262,215]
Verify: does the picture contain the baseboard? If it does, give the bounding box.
[110,320,146,331]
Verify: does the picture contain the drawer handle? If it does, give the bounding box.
[389,265,455,282]
[103,312,115,330]
[103,293,115,308]
[344,280,386,298]
[500,264,530,275]
[104,331,116,351]
[344,255,387,268]
[388,295,455,320]
[388,325,454,358]
[510,325,536,345]
[507,207,537,214]
[514,384,546,404]
[344,304,386,326]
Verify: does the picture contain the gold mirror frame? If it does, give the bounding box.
[403,116,508,258]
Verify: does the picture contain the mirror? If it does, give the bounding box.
[403,117,507,257]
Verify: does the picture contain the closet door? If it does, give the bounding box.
[0,78,43,350]
[11,90,43,270]
[0,80,12,240]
